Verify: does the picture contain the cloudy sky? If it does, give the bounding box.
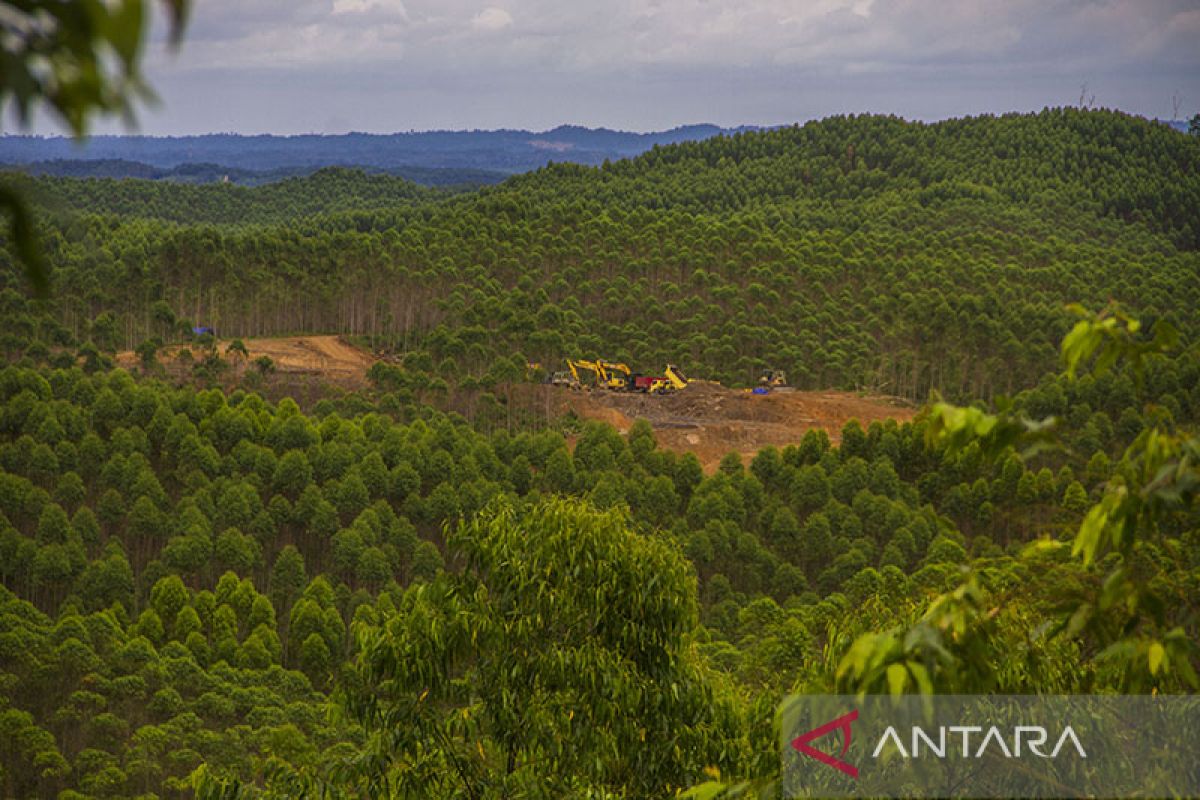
[21,0,1200,134]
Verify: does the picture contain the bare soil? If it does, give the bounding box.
[231,336,374,383]
[558,382,916,473]
[117,335,374,386]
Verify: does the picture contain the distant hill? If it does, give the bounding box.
[0,158,508,187]
[0,124,753,178]
[6,166,446,224]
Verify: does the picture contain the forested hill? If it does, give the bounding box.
[4,108,1200,402]
[497,109,1200,247]
[9,168,446,226]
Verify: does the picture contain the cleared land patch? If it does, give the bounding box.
[119,336,916,470]
[558,382,916,472]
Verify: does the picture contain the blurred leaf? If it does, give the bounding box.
[0,0,191,297]
[0,183,49,297]
[906,661,933,696]
[1147,642,1165,676]
[679,782,728,800]
[107,0,146,68]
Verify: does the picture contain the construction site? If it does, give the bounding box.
[557,381,915,472]
[540,358,915,470]
[117,336,916,472]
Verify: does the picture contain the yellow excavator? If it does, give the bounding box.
[598,360,634,391]
[559,358,688,393]
[561,359,635,391]
[564,359,597,388]
[562,359,623,390]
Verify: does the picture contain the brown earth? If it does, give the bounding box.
[558,382,917,473]
[116,335,375,386]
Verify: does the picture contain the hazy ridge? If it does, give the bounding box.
[0,124,756,180]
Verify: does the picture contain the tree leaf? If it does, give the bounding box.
[0,183,49,298]
[679,782,728,800]
[1148,642,1165,676]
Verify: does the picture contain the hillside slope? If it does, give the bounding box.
[3,109,1199,403]
[497,109,1199,247]
[8,167,445,225]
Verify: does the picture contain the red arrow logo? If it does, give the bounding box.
[791,709,859,778]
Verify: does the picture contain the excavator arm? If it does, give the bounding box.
[562,358,685,392]
[568,359,608,388]
[598,360,633,390]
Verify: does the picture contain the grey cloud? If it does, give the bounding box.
[30,0,1200,134]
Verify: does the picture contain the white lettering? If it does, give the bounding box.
[873,726,909,758]
[975,726,1013,758]
[1050,726,1087,758]
[868,724,1085,761]
[911,726,945,758]
[948,726,981,756]
[1015,726,1047,757]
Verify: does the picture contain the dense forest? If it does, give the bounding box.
[3,108,1198,402]
[0,109,1198,798]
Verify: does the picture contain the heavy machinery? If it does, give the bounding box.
[565,359,598,388]
[559,358,689,393]
[759,369,788,388]
[664,364,688,391]
[526,361,547,383]
[634,364,688,394]
[598,361,635,391]
[564,359,620,390]
[561,358,636,391]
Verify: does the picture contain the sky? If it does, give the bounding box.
[13,0,1200,135]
